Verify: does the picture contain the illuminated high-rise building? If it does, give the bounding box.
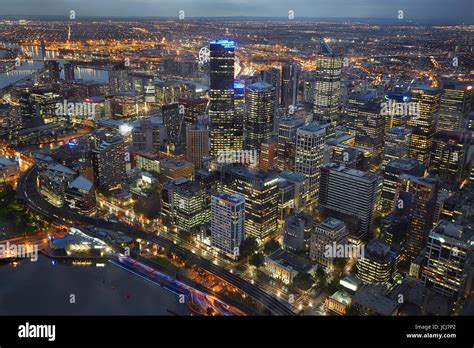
[383,91,412,131]
[91,140,127,191]
[319,163,382,242]
[437,81,473,132]
[261,67,281,109]
[354,102,385,171]
[44,60,60,84]
[245,81,275,154]
[313,42,342,137]
[295,123,326,202]
[63,62,75,82]
[403,176,438,260]
[277,116,305,171]
[186,124,210,170]
[280,63,299,110]
[179,97,208,127]
[259,138,278,172]
[422,220,474,305]
[225,166,279,240]
[356,239,398,284]
[408,86,442,168]
[382,158,424,214]
[211,192,245,260]
[209,39,242,157]
[383,126,413,168]
[430,130,471,184]
[109,62,129,93]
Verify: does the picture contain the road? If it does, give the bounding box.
[17,165,295,316]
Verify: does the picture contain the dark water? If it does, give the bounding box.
[0,256,190,315]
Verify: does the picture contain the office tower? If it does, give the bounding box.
[383,126,413,167]
[437,81,473,132]
[383,91,412,131]
[313,42,342,136]
[161,103,181,143]
[63,62,75,82]
[277,116,305,171]
[278,171,308,216]
[408,86,442,168]
[422,220,474,305]
[280,63,299,109]
[245,81,275,154]
[259,139,277,172]
[91,140,127,191]
[262,67,281,108]
[467,111,474,138]
[354,102,385,171]
[179,97,208,127]
[186,124,210,170]
[108,62,129,93]
[44,60,60,84]
[381,158,425,213]
[295,123,326,202]
[209,39,242,157]
[381,213,409,248]
[225,166,279,239]
[319,163,382,242]
[131,119,167,152]
[355,239,398,284]
[310,217,348,269]
[173,181,210,233]
[283,212,313,253]
[430,130,471,184]
[403,176,438,260]
[211,192,245,260]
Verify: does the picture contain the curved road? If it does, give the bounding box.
[17,165,294,316]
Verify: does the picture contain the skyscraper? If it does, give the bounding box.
[437,81,473,132]
[211,192,245,260]
[63,62,75,82]
[109,62,129,93]
[408,86,442,168]
[422,220,474,305]
[209,39,242,157]
[313,42,342,136]
[283,212,313,253]
[91,140,127,191]
[403,176,438,260]
[225,166,279,240]
[245,81,275,154]
[319,163,382,242]
[44,60,60,84]
[383,126,413,168]
[356,239,398,284]
[280,63,299,110]
[261,67,281,108]
[295,123,326,202]
[277,116,305,171]
[186,124,210,170]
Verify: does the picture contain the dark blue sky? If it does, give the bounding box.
[1,0,473,23]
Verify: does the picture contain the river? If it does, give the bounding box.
[0,255,191,315]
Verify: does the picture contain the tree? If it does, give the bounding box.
[293,272,314,291]
[327,277,341,294]
[239,237,258,261]
[250,253,265,268]
[345,305,360,316]
[314,267,326,286]
[263,239,280,255]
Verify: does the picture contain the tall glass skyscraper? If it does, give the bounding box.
[209,39,243,157]
[313,42,342,137]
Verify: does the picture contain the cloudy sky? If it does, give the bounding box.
[1,0,473,23]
